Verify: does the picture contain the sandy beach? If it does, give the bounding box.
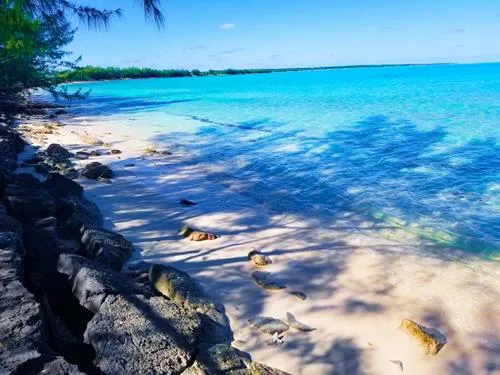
[18,114,500,375]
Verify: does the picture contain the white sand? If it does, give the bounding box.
[18,116,500,375]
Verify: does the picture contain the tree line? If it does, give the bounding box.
[0,0,165,102]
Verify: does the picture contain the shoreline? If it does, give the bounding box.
[16,108,500,374]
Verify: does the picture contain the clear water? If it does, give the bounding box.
[64,63,500,256]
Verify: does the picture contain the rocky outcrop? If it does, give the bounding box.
[149,264,233,344]
[84,294,202,374]
[57,253,153,313]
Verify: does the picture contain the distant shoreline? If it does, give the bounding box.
[58,62,453,84]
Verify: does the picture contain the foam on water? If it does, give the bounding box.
[61,63,500,256]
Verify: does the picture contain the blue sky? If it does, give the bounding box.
[68,0,500,69]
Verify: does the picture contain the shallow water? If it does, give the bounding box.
[61,63,500,256]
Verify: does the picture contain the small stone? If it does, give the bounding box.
[251,271,286,290]
[399,319,447,355]
[248,316,289,335]
[124,163,135,167]
[389,360,404,372]
[74,151,90,160]
[180,199,197,207]
[248,249,272,266]
[286,312,316,332]
[160,150,172,155]
[110,149,122,154]
[89,150,101,156]
[180,225,218,241]
[289,291,307,301]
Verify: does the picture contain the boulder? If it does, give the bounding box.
[81,162,113,180]
[4,173,56,221]
[60,198,102,238]
[149,264,232,344]
[0,280,46,374]
[81,228,133,270]
[84,294,202,375]
[46,143,72,160]
[57,254,153,313]
[399,319,447,355]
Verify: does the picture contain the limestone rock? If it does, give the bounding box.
[84,294,202,375]
[248,317,289,335]
[81,162,113,179]
[58,254,153,313]
[180,225,218,241]
[248,249,272,266]
[399,319,447,355]
[251,271,286,291]
[81,228,133,270]
[285,312,316,332]
[150,264,232,344]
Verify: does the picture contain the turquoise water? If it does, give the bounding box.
[65,63,500,255]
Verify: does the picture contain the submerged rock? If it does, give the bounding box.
[248,316,289,335]
[251,271,286,290]
[84,294,202,375]
[399,319,447,355]
[248,249,272,266]
[285,312,316,332]
[180,198,197,207]
[81,162,113,179]
[149,264,232,344]
[180,225,218,241]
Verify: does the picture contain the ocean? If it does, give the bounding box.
[61,63,500,256]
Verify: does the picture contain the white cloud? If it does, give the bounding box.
[220,23,236,30]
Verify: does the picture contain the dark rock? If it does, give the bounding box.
[58,254,153,313]
[81,228,133,270]
[74,151,90,160]
[110,149,121,154]
[47,143,72,160]
[81,162,113,180]
[124,163,135,168]
[46,172,83,198]
[0,280,46,374]
[150,264,232,344]
[34,163,52,175]
[4,173,56,221]
[59,198,102,239]
[61,168,78,179]
[55,109,67,115]
[89,150,101,157]
[84,294,202,375]
[37,356,86,375]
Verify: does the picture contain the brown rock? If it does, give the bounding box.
[399,319,446,355]
[248,249,272,266]
[180,225,218,241]
[110,149,122,154]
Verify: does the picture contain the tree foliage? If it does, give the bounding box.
[0,0,165,101]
